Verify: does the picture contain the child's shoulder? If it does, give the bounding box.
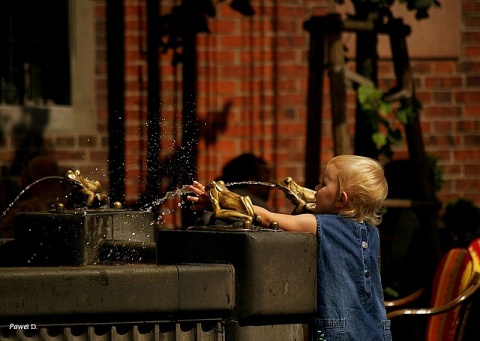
[315,214,377,228]
[315,213,349,222]
[315,213,352,226]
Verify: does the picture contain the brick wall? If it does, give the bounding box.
[1,0,479,229]
[119,0,480,224]
[121,0,335,217]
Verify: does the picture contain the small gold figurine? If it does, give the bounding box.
[206,180,262,229]
[65,169,108,208]
[276,177,317,215]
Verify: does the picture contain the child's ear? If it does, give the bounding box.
[335,191,348,208]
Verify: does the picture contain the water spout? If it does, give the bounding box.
[0,176,66,221]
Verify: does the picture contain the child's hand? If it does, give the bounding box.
[187,181,213,211]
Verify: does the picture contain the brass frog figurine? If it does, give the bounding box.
[65,169,108,208]
[206,180,262,229]
[277,177,316,215]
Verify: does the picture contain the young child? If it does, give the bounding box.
[188,155,391,340]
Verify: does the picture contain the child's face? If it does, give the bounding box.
[314,164,342,214]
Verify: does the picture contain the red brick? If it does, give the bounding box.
[465,46,480,57]
[463,2,480,12]
[442,164,462,177]
[433,92,452,103]
[411,62,432,73]
[464,105,480,116]
[465,164,480,175]
[415,91,433,104]
[424,105,461,117]
[456,178,480,191]
[466,76,480,87]
[377,62,394,74]
[463,32,480,43]
[425,77,463,88]
[433,61,455,73]
[455,91,480,103]
[433,120,453,132]
[426,135,460,147]
[465,135,480,146]
[457,61,480,73]
[457,120,480,132]
[454,149,480,160]
[464,16,480,29]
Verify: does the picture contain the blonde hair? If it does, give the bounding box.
[327,155,388,225]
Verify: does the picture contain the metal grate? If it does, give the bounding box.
[0,323,224,341]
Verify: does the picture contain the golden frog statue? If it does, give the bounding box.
[276,177,317,215]
[206,180,262,229]
[65,169,108,208]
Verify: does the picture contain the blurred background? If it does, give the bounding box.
[0,0,474,232]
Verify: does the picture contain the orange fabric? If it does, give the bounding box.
[426,249,473,341]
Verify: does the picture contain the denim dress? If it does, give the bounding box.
[311,214,392,341]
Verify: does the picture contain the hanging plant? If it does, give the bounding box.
[357,84,421,157]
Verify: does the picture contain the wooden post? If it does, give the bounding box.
[388,18,442,278]
[326,14,351,156]
[107,0,125,203]
[303,17,325,189]
[388,18,434,200]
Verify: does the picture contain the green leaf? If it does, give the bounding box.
[395,107,409,124]
[358,85,382,102]
[358,85,383,111]
[379,101,393,116]
[358,86,373,106]
[372,132,388,149]
[396,101,419,124]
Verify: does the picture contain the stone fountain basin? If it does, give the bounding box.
[13,210,155,266]
[0,263,234,325]
[156,229,317,320]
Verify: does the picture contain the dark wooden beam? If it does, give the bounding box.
[107,0,125,203]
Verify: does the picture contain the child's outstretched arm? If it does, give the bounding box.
[187,181,317,234]
[253,205,317,234]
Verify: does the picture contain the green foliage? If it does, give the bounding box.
[425,153,444,192]
[358,85,392,114]
[357,85,420,157]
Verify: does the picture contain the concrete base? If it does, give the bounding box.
[225,322,308,341]
[0,264,234,324]
[156,229,317,320]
